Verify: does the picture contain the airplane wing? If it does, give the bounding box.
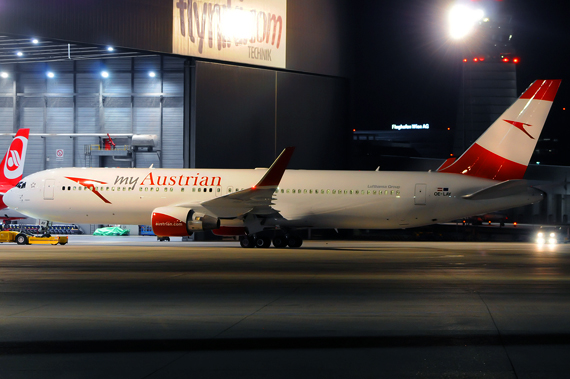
[189,147,295,218]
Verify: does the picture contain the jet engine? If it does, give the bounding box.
[151,206,220,237]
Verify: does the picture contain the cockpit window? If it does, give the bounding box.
[16,181,26,189]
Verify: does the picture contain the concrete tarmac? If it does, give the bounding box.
[1,237,570,378]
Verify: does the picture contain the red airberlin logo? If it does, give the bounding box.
[3,136,27,181]
[503,119,534,139]
[65,177,111,204]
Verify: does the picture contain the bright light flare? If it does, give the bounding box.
[222,8,256,42]
[536,231,557,246]
[0,72,8,79]
[448,4,484,40]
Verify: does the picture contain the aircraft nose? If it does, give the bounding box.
[3,187,19,209]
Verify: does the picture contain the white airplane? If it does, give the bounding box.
[4,80,561,248]
[0,128,29,210]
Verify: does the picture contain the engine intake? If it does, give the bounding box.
[151,206,220,236]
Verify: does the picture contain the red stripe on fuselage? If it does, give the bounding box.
[520,80,561,102]
[438,143,527,180]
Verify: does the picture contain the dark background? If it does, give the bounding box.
[1,0,568,165]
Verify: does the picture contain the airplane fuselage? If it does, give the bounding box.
[5,167,542,230]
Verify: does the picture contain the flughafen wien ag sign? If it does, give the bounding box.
[173,0,286,68]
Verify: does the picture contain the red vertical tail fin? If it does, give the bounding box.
[439,80,561,180]
[0,129,30,187]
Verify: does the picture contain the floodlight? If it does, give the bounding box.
[46,72,55,78]
[32,39,39,44]
[107,46,114,52]
[0,72,8,79]
[148,71,156,78]
[448,4,484,40]
[16,51,23,57]
[101,71,109,78]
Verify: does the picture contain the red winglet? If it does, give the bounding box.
[520,79,561,102]
[255,147,295,188]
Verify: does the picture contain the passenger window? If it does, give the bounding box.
[390,190,394,195]
[62,186,65,190]
[181,188,185,192]
[286,189,290,193]
[198,188,201,192]
[145,187,148,192]
[350,190,353,194]
[192,188,196,192]
[332,190,336,194]
[304,189,307,194]
[292,189,296,194]
[355,190,359,195]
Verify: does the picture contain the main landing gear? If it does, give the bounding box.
[239,233,303,249]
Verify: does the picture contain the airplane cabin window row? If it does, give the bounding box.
[60,185,400,197]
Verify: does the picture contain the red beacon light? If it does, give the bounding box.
[513,57,519,63]
[502,57,509,62]
[462,58,467,62]
[473,58,478,62]
[479,57,485,62]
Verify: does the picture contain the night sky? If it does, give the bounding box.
[353,0,569,145]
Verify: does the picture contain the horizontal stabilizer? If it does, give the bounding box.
[462,179,537,200]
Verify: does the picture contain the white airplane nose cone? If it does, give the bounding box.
[3,187,18,209]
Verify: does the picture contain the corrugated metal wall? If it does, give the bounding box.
[0,56,184,176]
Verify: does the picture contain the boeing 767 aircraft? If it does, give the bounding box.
[4,80,561,248]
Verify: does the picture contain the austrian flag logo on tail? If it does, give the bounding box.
[504,119,534,139]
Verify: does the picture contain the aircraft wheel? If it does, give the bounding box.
[272,236,288,248]
[287,235,303,248]
[239,235,255,248]
[254,236,271,248]
[15,234,28,245]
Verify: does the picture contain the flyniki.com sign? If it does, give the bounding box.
[173,0,286,68]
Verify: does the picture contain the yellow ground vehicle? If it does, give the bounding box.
[0,231,68,245]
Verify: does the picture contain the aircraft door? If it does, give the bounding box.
[414,183,426,205]
[44,179,55,200]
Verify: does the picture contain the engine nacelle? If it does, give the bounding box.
[151,206,219,236]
